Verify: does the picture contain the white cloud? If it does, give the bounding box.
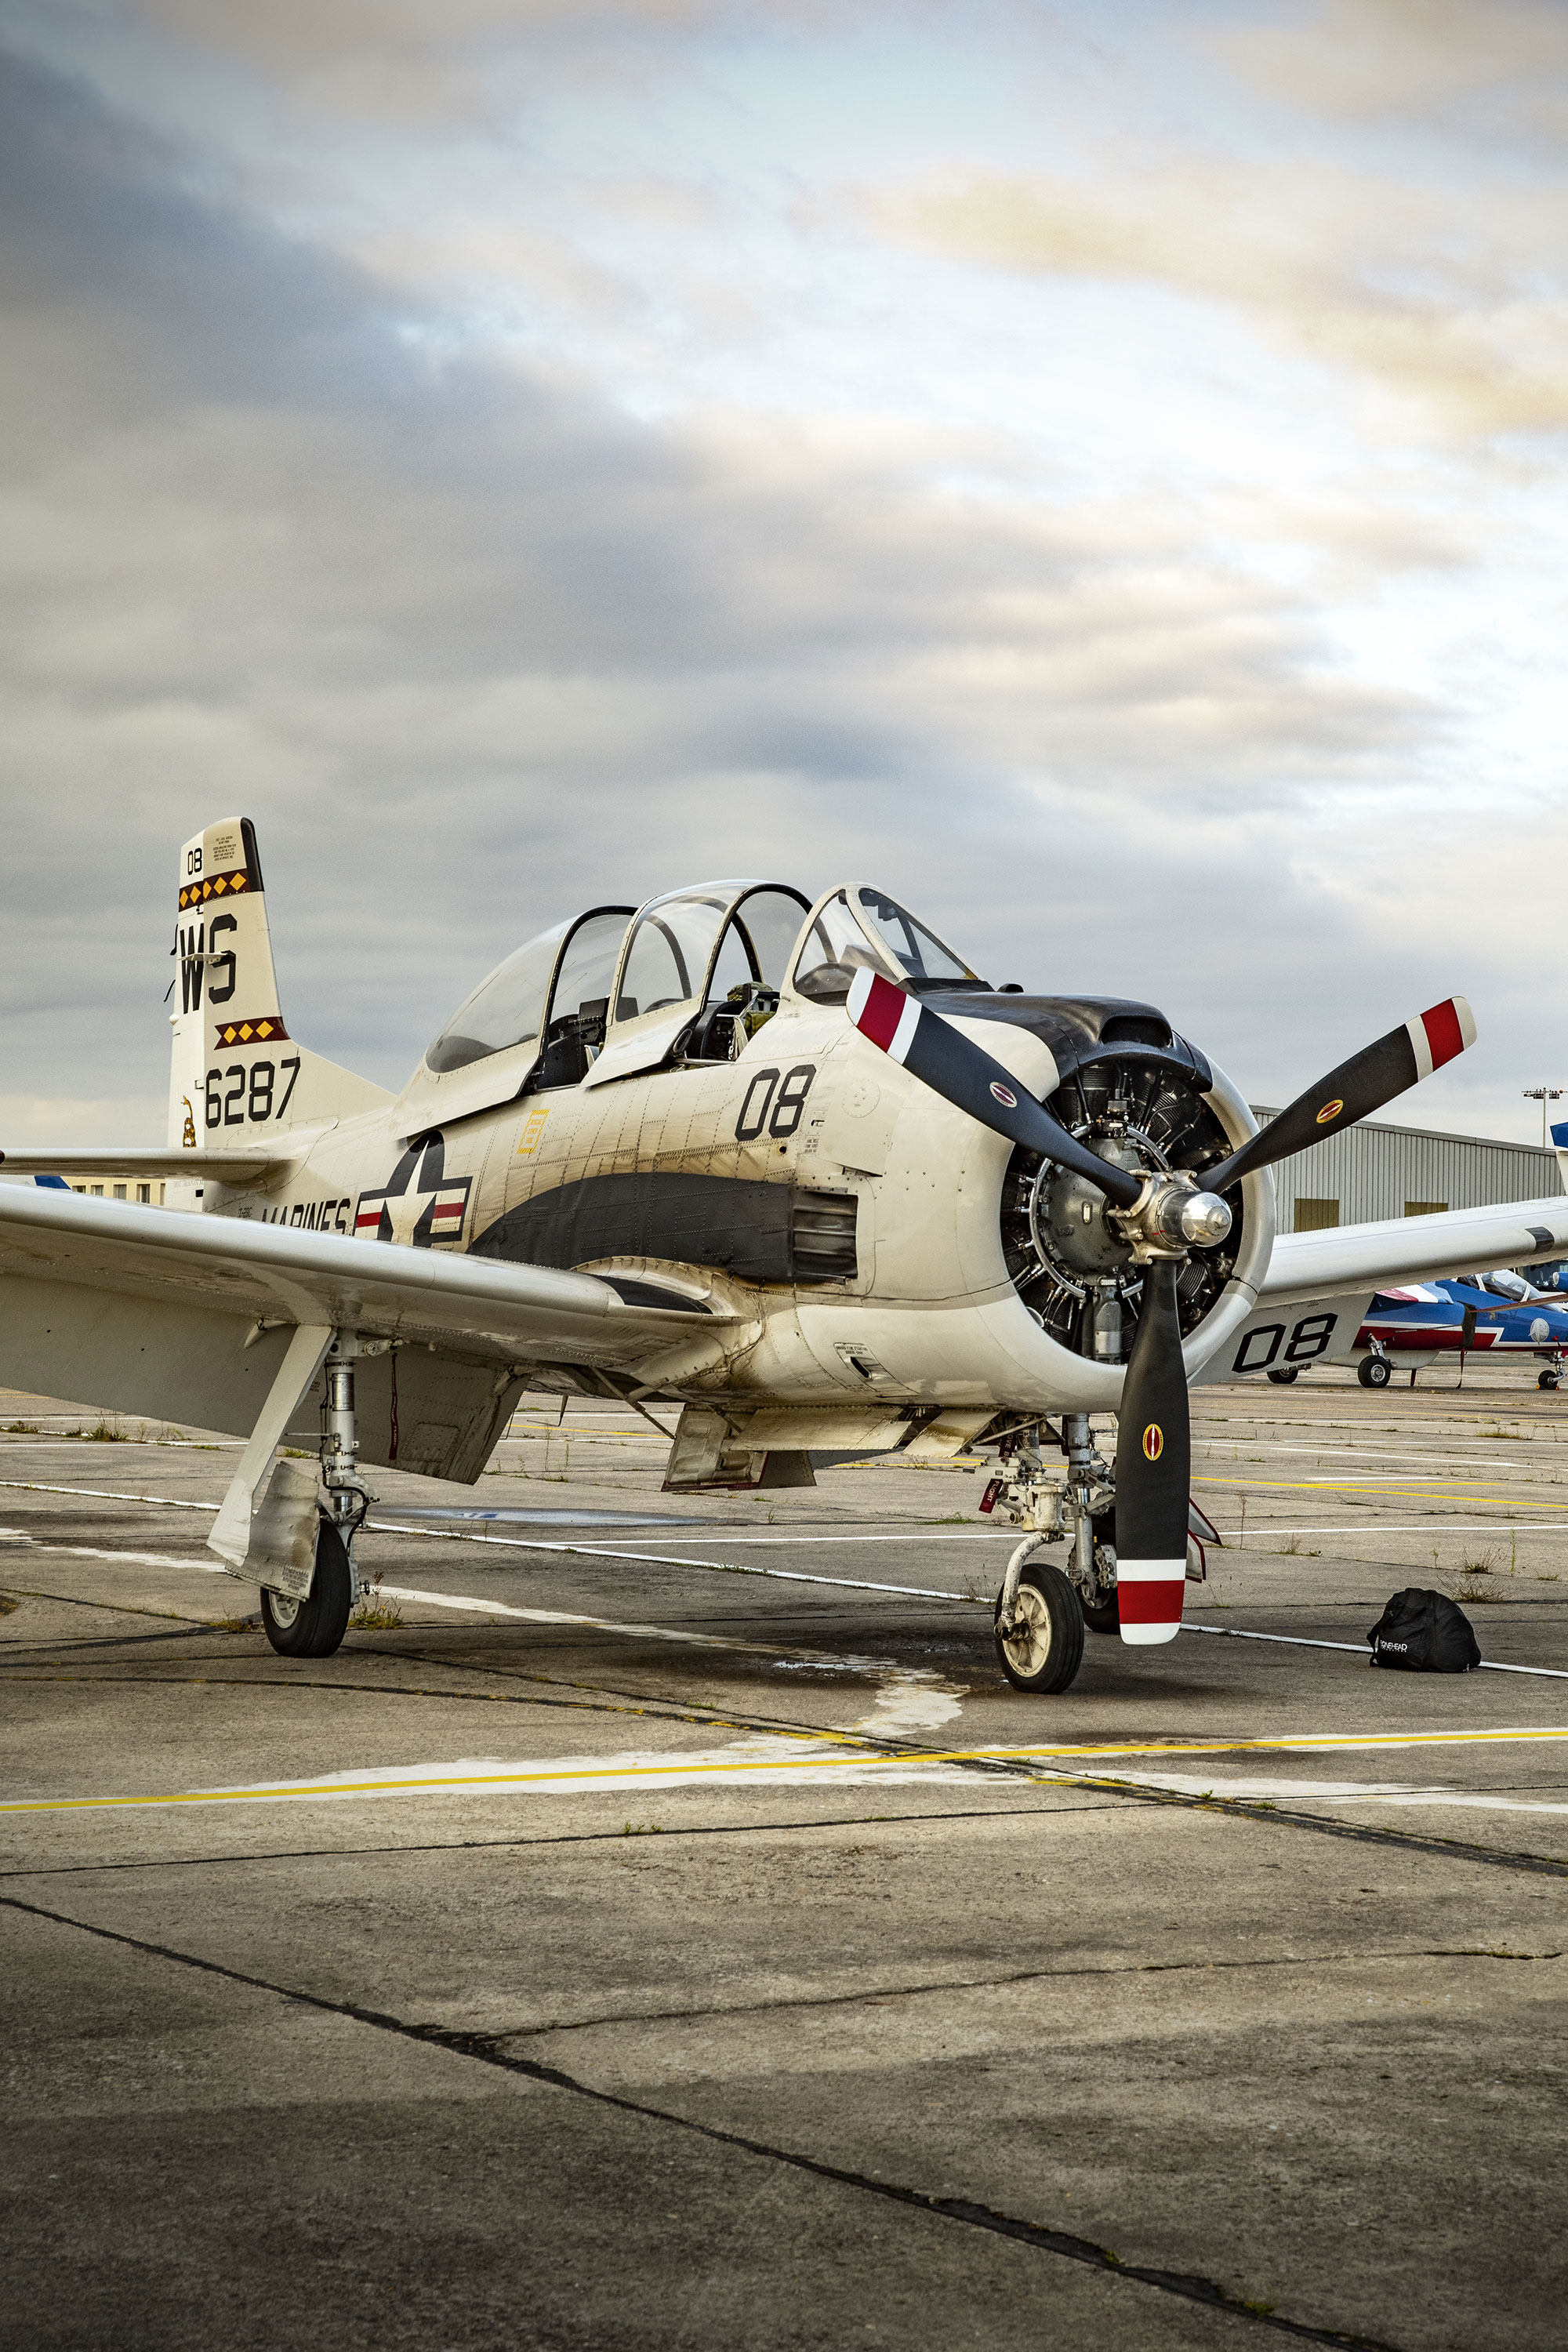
[0,9,1566,1156]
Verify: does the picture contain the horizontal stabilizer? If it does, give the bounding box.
[0,1147,291,1182]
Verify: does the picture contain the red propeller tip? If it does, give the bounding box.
[1116,1560,1186,1645]
[1410,996,1475,1077]
[848,967,920,1062]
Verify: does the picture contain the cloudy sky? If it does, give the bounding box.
[2,0,1566,1146]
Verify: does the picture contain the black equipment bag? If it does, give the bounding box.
[1367,1588,1480,1673]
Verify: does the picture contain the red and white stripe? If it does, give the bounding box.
[1116,1559,1185,1646]
[1406,996,1475,1080]
[848,967,920,1063]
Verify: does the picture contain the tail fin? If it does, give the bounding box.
[169,818,391,1160]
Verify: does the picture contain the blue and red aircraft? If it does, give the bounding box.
[1352,1271,1568,1389]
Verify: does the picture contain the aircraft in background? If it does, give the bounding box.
[4,815,1566,1693]
[1348,1271,1568,1390]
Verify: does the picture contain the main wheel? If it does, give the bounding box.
[260,1519,353,1658]
[1266,1367,1298,1385]
[1358,1356,1392,1389]
[1540,1370,1559,1391]
[995,1558,1085,1693]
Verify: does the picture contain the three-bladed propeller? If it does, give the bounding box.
[846,968,1475,1650]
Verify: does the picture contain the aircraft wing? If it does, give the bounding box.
[0,1185,744,1475]
[1259,1197,1568,1310]
[0,1148,292,1181]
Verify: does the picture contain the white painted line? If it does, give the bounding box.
[376,1584,841,1659]
[369,1520,978,1602]
[0,1479,218,1511]
[5,1490,1568,1684]
[1185,1623,1568,1680]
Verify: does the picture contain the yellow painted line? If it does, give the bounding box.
[1196,1476,1568,1510]
[7,1724,1568,1814]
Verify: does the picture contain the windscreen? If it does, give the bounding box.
[857,887,984,987]
[791,892,895,1002]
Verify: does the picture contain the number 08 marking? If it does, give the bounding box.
[1233,1312,1338,1374]
[735,1064,815,1143]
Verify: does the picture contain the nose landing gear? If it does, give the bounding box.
[993,1552,1085,1693]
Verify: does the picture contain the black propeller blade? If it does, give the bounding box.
[1205,997,1475,1196]
[847,968,1144,1209]
[1111,1260,1190,1646]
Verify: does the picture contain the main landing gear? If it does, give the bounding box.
[1541,1370,1560,1391]
[260,1333,370,1661]
[1359,1355,1392,1389]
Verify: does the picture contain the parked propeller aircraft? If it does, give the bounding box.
[5,817,1568,1693]
[1348,1272,1568,1390]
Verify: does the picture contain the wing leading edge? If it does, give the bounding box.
[1260,1196,1568,1310]
[0,1185,746,1475]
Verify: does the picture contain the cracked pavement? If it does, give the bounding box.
[2,1367,1566,2349]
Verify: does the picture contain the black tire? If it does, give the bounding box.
[995,1558,1085,1693]
[1359,1356,1392,1389]
[1266,1367,1298,1385]
[260,1519,353,1658]
[1079,1590,1120,1636]
[1540,1371,1559,1391]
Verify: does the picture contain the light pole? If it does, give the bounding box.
[1523,1087,1564,1146]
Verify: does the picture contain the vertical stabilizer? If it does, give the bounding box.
[169,818,390,1197]
[1553,1120,1568,1198]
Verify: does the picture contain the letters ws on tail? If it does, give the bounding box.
[169,816,391,1200]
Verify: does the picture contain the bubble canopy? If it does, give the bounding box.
[423,878,976,1080]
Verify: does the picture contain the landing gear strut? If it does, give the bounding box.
[260,1332,370,1660]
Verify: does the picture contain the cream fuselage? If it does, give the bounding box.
[200,993,1272,1422]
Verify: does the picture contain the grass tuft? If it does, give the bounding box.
[350,1594,404,1630]
[0,1592,18,1617]
[82,1419,128,1443]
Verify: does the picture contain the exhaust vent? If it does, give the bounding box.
[791,1191,858,1282]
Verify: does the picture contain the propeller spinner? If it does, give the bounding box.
[847,970,1475,1650]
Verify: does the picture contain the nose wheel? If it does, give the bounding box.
[993,1555,1085,1693]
